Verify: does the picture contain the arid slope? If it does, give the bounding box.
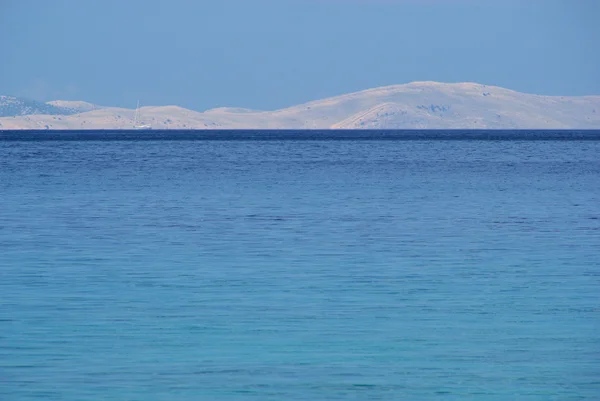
[1,82,599,129]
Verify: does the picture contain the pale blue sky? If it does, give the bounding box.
[1,0,598,110]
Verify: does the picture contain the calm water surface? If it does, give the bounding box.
[1,132,599,400]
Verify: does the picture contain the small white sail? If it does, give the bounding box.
[133,100,151,130]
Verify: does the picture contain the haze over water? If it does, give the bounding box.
[1,131,599,400]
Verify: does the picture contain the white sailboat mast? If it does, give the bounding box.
[134,100,140,125]
[133,99,151,129]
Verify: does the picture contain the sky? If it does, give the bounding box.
[1,0,599,111]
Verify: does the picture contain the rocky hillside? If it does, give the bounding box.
[1,82,599,129]
[46,100,101,113]
[0,95,83,117]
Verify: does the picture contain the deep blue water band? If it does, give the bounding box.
[1,129,600,141]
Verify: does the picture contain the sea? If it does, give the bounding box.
[1,130,599,400]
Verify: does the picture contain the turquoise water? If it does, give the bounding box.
[1,132,599,400]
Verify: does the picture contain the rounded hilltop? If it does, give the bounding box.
[203,107,260,114]
[46,100,101,113]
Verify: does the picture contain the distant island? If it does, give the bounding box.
[1,82,599,130]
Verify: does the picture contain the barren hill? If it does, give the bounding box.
[1,82,599,130]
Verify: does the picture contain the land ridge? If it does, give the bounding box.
[1,82,599,129]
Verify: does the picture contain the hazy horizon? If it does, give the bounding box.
[2,0,599,111]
